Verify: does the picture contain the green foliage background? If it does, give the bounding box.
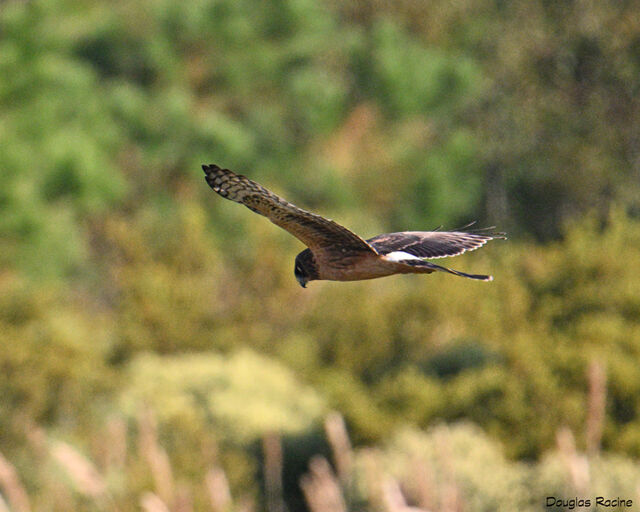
[1,0,640,509]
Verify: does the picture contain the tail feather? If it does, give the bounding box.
[403,259,493,282]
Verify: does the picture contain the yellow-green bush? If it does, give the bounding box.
[120,349,325,445]
[0,275,115,442]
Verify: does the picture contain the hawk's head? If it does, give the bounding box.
[294,249,319,288]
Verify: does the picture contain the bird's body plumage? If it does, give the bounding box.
[203,164,505,287]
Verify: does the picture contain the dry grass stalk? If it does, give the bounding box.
[24,421,47,459]
[324,412,354,485]
[300,456,347,512]
[205,466,232,512]
[381,477,431,512]
[138,408,176,508]
[556,427,590,494]
[105,416,128,471]
[236,497,256,512]
[404,458,436,511]
[586,360,606,455]
[51,441,107,499]
[434,429,463,512]
[0,451,31,512]
[0,494,10,512]
[140,492,171,512]
[361,448,385,509]
[439,480,463,512]
[263,433,286,512]
[174,484,194,512]
[382,477,407,511]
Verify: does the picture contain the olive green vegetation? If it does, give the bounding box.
[1,0,639,509]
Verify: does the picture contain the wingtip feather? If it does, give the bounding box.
[202,163,221,174]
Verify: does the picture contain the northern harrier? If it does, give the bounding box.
[203,164,505,287]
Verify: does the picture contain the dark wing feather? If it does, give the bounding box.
[203,164,376,261]
[368,230,506,259]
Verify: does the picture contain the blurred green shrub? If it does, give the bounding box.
[120,349,325,444]
[0,275,115,447]
[368,19,482,118]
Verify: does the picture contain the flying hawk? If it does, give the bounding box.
[203,164,505,287]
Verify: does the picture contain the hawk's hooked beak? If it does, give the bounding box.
[296,275,308,288]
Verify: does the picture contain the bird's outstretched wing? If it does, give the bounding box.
[367,229,506,259]
[203,164,376,263]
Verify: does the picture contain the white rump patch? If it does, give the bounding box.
[384,251,421,262]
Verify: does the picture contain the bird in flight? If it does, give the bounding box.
[203,164,505,288]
